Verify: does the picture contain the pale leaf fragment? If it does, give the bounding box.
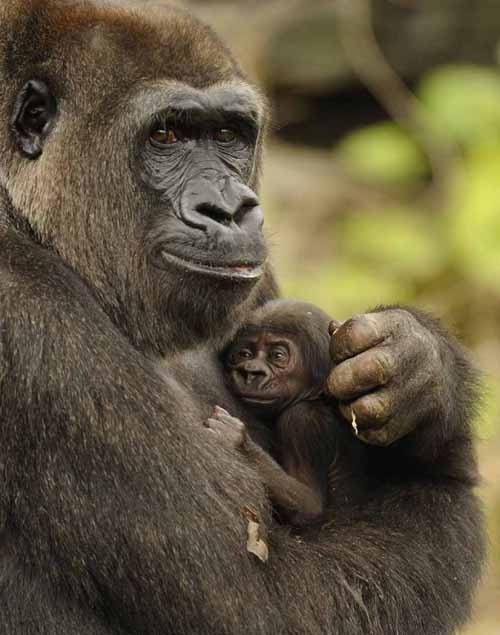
[247,519,269,563]
[242,506,269,563]
[351,409,359,436]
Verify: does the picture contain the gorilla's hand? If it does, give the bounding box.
[327,308,446,447]
[205,406,250,451]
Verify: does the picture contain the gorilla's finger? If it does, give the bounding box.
[330,314,387,363]
[355,414,412,447]
[327,348,394,400]
[328,319,343,336]
[214,405,231,416]
[214,411,246,431]
[356,428,394,447]
[205,418,227,434]
[339,391,392,432]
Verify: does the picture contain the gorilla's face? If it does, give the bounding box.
[1,2,271,352]
[139,84,266,282]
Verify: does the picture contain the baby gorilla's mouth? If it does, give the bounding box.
[241,396,278,404]
[237,392,280,404]
[157,249,265,281]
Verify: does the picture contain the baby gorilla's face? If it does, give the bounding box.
[225,331,311,415]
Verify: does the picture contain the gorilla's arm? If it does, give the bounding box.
[206,407,324,516]
[0,229,484,635]
[0,227,279,633]
[278,305,485,634]
[270,478,484,635]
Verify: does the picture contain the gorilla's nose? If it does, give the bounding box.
[244,369,266,386]
[180,176,262,232]
[239,362,268,386]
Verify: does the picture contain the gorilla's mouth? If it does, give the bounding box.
[158,249,264,280]
[241,396,278,404]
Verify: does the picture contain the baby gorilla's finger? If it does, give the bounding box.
[339,391,392,432]
[215,411,246,431]
[330,314,387,364]
[205,418,227,434]
[327,348,394,401]
[214,405,231,416]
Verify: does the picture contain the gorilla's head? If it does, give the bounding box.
[0,0,276,353]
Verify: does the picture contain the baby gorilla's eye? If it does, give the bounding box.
[238,348,253,360]
[270,347,288,363]
[150,127,179,146]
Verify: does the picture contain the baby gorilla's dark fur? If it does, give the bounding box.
[213,300,362,526]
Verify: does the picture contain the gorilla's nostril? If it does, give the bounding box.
[234,198,259,225]
[195,203,233,227]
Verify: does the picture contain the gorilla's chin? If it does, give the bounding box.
[140,263,265,353]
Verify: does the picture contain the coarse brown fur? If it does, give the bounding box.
[0,2,485,634]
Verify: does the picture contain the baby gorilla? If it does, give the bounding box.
[209,300,353,526]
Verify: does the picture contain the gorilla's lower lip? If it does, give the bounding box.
[159,250,264,280]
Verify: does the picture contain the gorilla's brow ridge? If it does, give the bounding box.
[126,81,264,127]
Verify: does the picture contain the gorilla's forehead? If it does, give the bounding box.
[0,0,241,90]
[125,81,264,126]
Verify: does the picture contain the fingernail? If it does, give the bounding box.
[329,320,341,336]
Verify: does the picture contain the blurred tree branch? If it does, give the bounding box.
[334,0,457,206]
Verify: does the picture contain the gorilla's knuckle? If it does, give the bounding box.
[372,350,396,382]
[360,428,394,447]
[358,394,391,422]
[393,309,423,338]
[233,419,246,433]
[350,313,378,336]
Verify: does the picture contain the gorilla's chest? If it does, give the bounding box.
[162,347,272,449]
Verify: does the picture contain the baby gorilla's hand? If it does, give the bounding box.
[205,406,249,451]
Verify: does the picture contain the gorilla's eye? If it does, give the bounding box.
[214,128,237,144]
[238,348,253,360]
[150,127,179,146]
[270,347,288,364]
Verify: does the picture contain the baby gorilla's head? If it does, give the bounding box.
[224,300,333,415]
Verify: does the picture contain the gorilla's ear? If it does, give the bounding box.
[13,80,58,159]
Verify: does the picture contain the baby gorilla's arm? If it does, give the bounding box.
[206,407,323,517]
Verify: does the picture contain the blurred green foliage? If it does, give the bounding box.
[336,123,428,185]
[419,65,500,147]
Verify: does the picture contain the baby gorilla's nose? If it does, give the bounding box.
[238,362,268,387]
[244,369,266,386]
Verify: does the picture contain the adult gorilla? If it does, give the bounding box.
[0,1,484,634]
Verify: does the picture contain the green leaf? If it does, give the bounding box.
[337,207,445,280]
[418,64,500,147]
[448,147,500,287]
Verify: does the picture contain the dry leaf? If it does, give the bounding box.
[242,506,269,563]
[351,409,359,436]
[246,519,269,563]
